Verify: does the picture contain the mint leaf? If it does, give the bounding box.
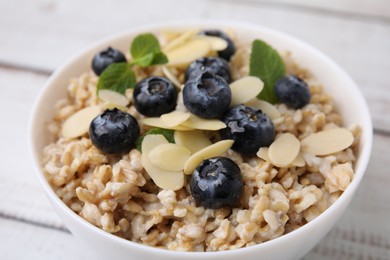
[152,51,168,65]
[97,63,136,94]
[130,33,168,67]
[136,128,175,152]
[249,39,285,104]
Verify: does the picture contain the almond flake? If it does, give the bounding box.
[194,35,228,51]
[246,99,281,120]
[61,105,101,138]
[98,89,129,107]
[141,117,192,131]
[257,147,304,168]
[163,29,199,52]
[166,39,210,66]
[149,143,191,171]
[291,153,305,167]
[183,140,234,174]
[141,135,184,190]
[230,76,264,106]
[174,130,212,154]
[301,128,354,156]
[256,147,270,162]
[100,101,127,112]
[162,66,182,88]
[269,133,301,168]
[160,111,190,127]
[181,114,226,130]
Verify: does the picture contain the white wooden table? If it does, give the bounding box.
[1,0,389,259]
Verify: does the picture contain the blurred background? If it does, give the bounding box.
[0,0,389,259]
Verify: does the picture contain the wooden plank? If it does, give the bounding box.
[263,0,390,19]
[0,218,102,259]
[0,67,65,229]
[0,0,389,130]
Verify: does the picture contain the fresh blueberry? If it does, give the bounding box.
[200,30,236,61]
[133,76,177,117]
[275,75,311,109]
[185,57,232,83]
[220,105,275,155]
[183,72,231,119]
[190,157,243,209]
[91,47,127,76]
[89,108,140,154]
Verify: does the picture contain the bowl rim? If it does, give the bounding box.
[29,19,373,257]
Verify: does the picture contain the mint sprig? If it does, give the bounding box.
[97,63,136,94]
[130,33,168,67]
[136,128,175,152]
[97,33,168,95]
[249,39,285,104]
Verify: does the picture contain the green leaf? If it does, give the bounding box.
[130,33,168,67]
[135,128,175,152]
[249,39,285,104]
[97,63,136,94]
[152,51,168,65]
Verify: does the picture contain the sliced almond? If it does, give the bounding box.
[98,89,129,107]
[257,147,270,162]
[246,99,281,120]
[149,143,191,171]
[166,39,210,67]
[230,76,264,106]
[194,35,228,51]
[100,101,127,112]
[301,128,354,156]
[257,147,304,168]
[160,111,190,127]
[163,29,199,52]
[183,140,234,174]
[181,114,226,130]
[61,105,101,138]
[141,135,184,190]
[291,153,305,167]
[174,130,212,154]
[269,133,301,168]
[162,66,182,88]
[141,117,192,131]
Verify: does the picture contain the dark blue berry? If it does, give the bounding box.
[190,157,243,209]
[183,72,231,119]
[92,47,127,76]
[89,108,140,154]
[200,30,236,61]
[185,57,231,83]
[275,75,311,109]
[133,76,177,117]
[220,105,275,155]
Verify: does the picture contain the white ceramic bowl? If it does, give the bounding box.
[29,20,372,260]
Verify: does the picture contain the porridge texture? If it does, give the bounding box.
[42,30,360,252]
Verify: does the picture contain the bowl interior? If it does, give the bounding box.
[29,20,372,258]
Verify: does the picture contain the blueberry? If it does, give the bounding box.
[275,75,311,109]
[133,76,177,117]
[220,105,275,155]
[92,47,127,76]
[185,57,232,83]
[89,108,140,154]
[190,157,243,209]
[183,72,231,119]
[200,30,236,61]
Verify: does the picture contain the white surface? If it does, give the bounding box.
[0,0,389,259]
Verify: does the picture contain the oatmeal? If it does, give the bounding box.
[41,29,360,252]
